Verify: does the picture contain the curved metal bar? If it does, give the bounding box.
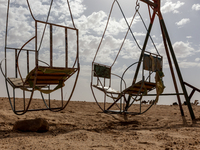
[93,0,141,63]
[120,61,139,92]
[91,69,126,111]
[0,59,6,78]
[26,0,36,20]
[111,0,142,67]
[137,11,160,55]
[66,0,76,28]
[0,59,15,112]
[111,73,127,90]
[90,82,104,112]
[120,62,139,99]
[120,61,140,111]
[1,58,33,115]
[91,71,114,111]
[92,1,115,63]
[5,81,16,114]
[16,36,36,85]
[37,0,54,52]
[38,60,50,67]
[140,100,155,114]
[40,91,50,109]
[14,35,37,115]
[48,65,80,112]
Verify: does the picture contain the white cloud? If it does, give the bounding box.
[161,1,184,14]
[175,18,190,26]
[186,36,192,39]
[70,0,86,17]
[192,4,200,11]
[27,0,86,26]
[195,58,200,62]
[173,41,194,58]
[178,61,200,68]
[75,11,107,36]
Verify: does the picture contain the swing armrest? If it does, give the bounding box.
[121,61,139,87]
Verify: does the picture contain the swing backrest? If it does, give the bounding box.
[93,63,111,79]
[143,52,162,72]
[142,52,163,82]
[92,63,112,88]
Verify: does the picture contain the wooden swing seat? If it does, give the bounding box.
[7,78,45,88]
[93,80,156,96]
[8,66,78,88]
[123,80,156,95]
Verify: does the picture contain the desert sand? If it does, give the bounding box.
[1,97,200,150]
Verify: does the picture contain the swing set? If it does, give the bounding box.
[1,0,80,115]
[91,0,200,121]
[1,0,199,121]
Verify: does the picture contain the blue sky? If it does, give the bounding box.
[0,0,200,105]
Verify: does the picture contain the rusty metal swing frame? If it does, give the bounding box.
[1,0,80,115]
[91,0,198,121]
[91,0,164,115]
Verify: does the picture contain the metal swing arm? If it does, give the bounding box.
[140,0,157,7]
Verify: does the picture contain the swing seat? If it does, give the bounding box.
[123,80,156,95]
[7,66,78,89]
[25,66,77,85]
[92,63,123,95]
[7,77,45,88]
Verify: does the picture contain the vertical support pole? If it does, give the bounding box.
[15,49,18,78]
[76,29,80,67]
[148,54,151,82]
[5,0,10,78]
[159,19,185,117]
[61,87,63,107]
[104,91,106,111]
[23,90,25,111]
[13,88,15,111]
[27,51,29,74]
[50,24,53,67]
[48,85,51,109]
[35,21,38,68]
[104,77,106,111]
[159,18,195,120]
[65,28,68,68]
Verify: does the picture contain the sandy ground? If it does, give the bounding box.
[1,97,200,150]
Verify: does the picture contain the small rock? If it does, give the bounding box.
[13,118,49,132]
